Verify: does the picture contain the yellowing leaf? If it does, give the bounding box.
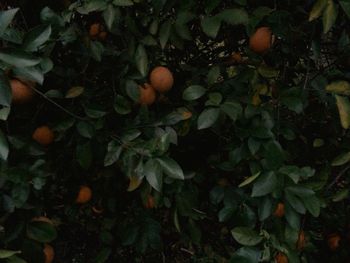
[335,95,350,129]
[323,0,338,34]
[326,80,350,95]
[252,93,261,106]
[127,176,142,192]
[65,86,84,98]
[309,0,327,21]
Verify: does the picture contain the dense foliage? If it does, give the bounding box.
[1,0,350,262]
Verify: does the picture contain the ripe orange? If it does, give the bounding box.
[273,203,285,218]
[89,23,101,37]
[76,185,92,204]
[275,252,288,263]
[10,79,35,104]
[327,233,341,251]
[32,216,53,225]
[32,126,55,146]
[149,66,174,93]
[249,27,274,54]
[296,230,306,250]
[43,244,54,263]
[139,83,156,105]
[144,195,155,209]
[231,52,243,63]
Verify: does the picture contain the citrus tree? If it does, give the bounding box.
[1,0,350,262]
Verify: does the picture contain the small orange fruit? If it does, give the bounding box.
[89,23,101,38]
[275,252,288,263]
[32,216,53,225]
[296,230,306,250]
[76,185,92,204]
[273,203,285,218]
[32,126,55,146]
[249,27,274,54]
[327,233,341,251]
[43,244,54,263]
[149,66,174,93]
[144,195,155,209]
[139,83,156,105]
[10,79,35,104]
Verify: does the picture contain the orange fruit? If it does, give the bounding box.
[296,230,306,250]
[76,185,92,204]
[327,233,341,251]
[99,31,108,41]
[32,216,53,225]
[32,126,55,146]
[231,52,243,63]
[89,23,101,38]
[144,195,155,209]
[273,203,285,218]
[249,27,274,54]
[275,252,288,263]
[10,79,35,104]
[149,66,174,93]
[139,83,156,105]
[43,244,54,263]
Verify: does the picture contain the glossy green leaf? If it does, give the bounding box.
[135,44,148,77]
[197,108,220,130]
[26,221,57,243]
[0,250,20,259]
[335,95,350,129]
[0,71,11,107]
[156,157,184,180]
[0,8,19,37]
[251,172,277,197]
[183,85,206,101]
[231,227,263,246]
[0,129,9,161]
[22,25,51,52]
[309,0,327,21]
[201,16,221,38]
[144,159,162,192]
[323,0,338,34]
[0,49,41,68]
[332,151,350,166]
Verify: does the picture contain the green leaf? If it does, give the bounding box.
[279,165,300,183]
[0,129,9,161]
[90,41,105,62]
[103,5,119,30]
[113,0,134,6]
[76,142,92,169]
[0,107,11,121]
[325,80,350,95]
[144,159,162,192]
[335,95,350,129]
[220,101,242,121]
[303,195,321,216]
[201,16,221,38]
[331,151,350,166]
[309,0,327,21]
[159,20,172,49]
[6,255,27,263]
[323,0,338,34]
[231,227,263,246]
[0,49,41,68]
[230,247,262,263]
[285,203,300,229]
[0,8,19,37]
[156,157,184,180]
[332,189,349,202]
[219,206,236,222]
[286,186,314,197]
[239,172,261,188]
[135,44,148,77]
[257,65,279,78]
[183,85,206,101]
[340,0,350,18]
[197,108,220,130]
[263,140,285,170]
[114,95,131,115]
[104,141,122,166]
[94,247,112,263]
[219,9,249,25]
[285,191,306,214]
[0,250,20,259]
[251,171,277,197]
[77,0,108,14]
[13,66,44,85]
[22,25,51,52]
[76,121,95,138]
[0,71,11,107]
[26,221,57,243]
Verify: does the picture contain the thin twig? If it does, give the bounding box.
[31,86,87,120]
[326,164,350,191]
